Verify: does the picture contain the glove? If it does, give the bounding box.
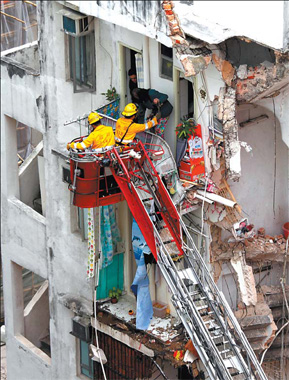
[67,143,71,150]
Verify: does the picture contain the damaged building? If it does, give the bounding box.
[1,1,289,379]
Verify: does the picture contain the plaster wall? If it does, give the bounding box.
[175,0,285,50]
[66,0,172,47]
[232,101,288,235]
[1,61,42,133]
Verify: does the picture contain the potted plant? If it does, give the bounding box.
[176,117,196,167]
[108,287,122,304]
[101,86,119,102]
[175,117,196,140]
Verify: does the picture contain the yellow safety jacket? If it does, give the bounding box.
[115,116,158,145]
[69,125,115,151]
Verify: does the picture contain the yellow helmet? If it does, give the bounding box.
[122,103,138,117]
[88,112,103,125]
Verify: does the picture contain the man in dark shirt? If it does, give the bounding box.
[128,68,138,102]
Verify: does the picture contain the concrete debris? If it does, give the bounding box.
[236,64,248,80]
[236,56,289,102]
[210,225,288,263]
[162,1,212,77]
[261,285,289,309]
[235,294,277,353]
[230,253,257,306]
[179,54,211,77]
[212,54,235,86]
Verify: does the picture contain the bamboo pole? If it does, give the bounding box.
[0,11,25,24]
[23,1,37,6]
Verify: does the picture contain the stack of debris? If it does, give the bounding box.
[210,225,287,263]
[234,293,277,355]
[261,285,289,361]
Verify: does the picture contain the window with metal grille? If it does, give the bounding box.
[93,331,153,379]
[159,43,173,80]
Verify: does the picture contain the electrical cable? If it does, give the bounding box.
[272,98,277,218]
[91,209,107,380]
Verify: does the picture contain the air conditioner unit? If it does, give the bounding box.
[70,316,92,342]
[58,8,88,35]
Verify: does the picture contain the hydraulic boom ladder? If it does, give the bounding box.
[106,141,268,380]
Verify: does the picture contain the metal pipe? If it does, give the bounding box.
[143,36,151,88]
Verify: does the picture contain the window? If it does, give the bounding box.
[80,340,93,379]
[159,43,173,80]
[63,14,96,93]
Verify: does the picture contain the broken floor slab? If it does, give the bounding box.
[210,226,288,263]
[234,294,277,353]
[95,294,192,367]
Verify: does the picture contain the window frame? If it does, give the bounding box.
[79,339,94,379]
[63,15,96,93]
[159,43,173,81]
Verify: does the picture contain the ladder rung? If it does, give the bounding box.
[211,334,224,340]
[189,291,202,297]
[141,197,153,202]
[200,310,214,316]
[231,372,241,377]
[208,325,221,332]
[193,296,207,301]
[220,349,231,355]
[216,341,229,346]
[163,240,174,244]
[196,304,208,310]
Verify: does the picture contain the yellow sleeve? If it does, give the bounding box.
[130,117,158,134]
[70,133,94,150]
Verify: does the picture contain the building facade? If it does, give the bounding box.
[1,1,289,379]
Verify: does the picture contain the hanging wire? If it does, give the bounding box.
[90,208,107,380]
[272,97,277,218]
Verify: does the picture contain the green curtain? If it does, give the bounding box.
[96,253,124,300]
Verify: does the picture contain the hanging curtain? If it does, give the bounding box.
[100,204,121,269]
[131,218,153,330]
[135,53,144,89]
[86,208,96,279]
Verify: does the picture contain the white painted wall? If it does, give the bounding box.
[194,1,284,48]
[233,101,288,235]
[174,0,285,50]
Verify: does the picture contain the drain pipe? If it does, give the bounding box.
[119,44,126,112]
[143,36,150,88]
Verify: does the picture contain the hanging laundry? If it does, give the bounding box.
[131,218,153,330]
[100,205,121,269]
[87,208,96,279]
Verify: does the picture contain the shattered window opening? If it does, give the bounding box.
[11,262,51,360]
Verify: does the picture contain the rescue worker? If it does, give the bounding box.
[115,103,161,146]
[67,112,115,151]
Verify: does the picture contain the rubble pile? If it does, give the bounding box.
[210,225,287,263]
[234,293,277,353]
